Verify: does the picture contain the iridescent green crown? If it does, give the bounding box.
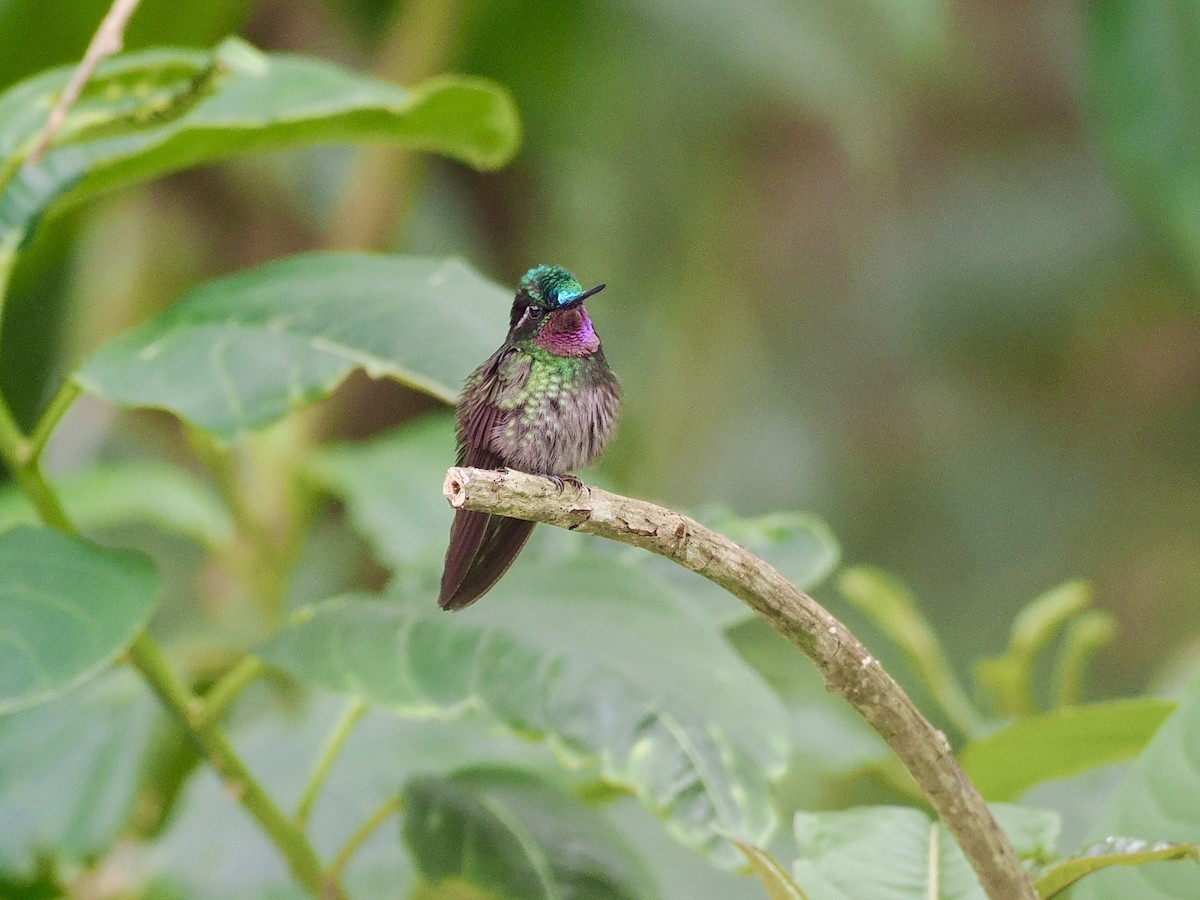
[520,264,584,308]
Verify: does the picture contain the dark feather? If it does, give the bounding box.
[439,346,538,610]
[438,514,535,610]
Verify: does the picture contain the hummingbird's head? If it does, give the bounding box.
[508,265,606,353]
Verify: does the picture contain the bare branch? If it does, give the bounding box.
[26,0,144,165]
[444,466,1039,900]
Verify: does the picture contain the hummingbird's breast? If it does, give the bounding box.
[491,349,621,474]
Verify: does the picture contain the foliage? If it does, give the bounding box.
[0,3,1197,900]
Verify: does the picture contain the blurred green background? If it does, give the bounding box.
[5,0,1198,698]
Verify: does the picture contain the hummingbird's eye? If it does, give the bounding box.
[526,303,545,319]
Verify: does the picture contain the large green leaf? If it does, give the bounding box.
[1087,3,1200,288]
[78,254,509,438]
[791,804,1059,900]
[0,461,233,549]
[303,413,457,570]
[0,525,158,713]
[0,669,158,875]
[960,699,1176,802]
[261,564,789,867]
[402,766,658,900]
[1072,677,1200,899]
[645,507,840,626]
[0,40,519,245]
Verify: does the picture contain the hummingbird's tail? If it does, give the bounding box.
[439,509,536,610]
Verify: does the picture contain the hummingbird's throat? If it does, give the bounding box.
[535,307,600,356]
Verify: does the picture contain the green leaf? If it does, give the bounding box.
[707,509,840,592]
[261,562,789,867]
[974,581,1092,717]
[1086,3,1200,289]
[960,699,1176,802]
[1052,611,1117,708]
[0,462,234,548]
[729,839,808,900]
[0,0,249,91]
[0,40,519,244]
[0,525,158,713]
[791,804,1059,900]
[1036,837,1200,898]
[303,413,457,569]
[0,669,158,874]
[727,618,888,785]
[402,766,659,900]
[78,254,509,438]
[1071,677,1200,899]
[838,567,982,736]
[648,507,840,626]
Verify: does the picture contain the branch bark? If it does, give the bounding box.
[444,466,1039,900]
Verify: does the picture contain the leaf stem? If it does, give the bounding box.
[195,654,265,729]
[296,698,369,828]
[185,426,293,625]
[327,794,404,884]
[0,394,73,532]
[26,0,145,164]
[27,379,82,465]
[0,232,20,347]
[1054,611,1116,708]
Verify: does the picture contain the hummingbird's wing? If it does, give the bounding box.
[438,350,536,610]
[439,513,535,610]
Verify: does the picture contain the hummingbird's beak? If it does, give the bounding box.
[560,283,606,309]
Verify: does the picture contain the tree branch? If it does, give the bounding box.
[443,466,1038,900]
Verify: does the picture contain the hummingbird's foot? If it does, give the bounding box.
[540,473,585,493]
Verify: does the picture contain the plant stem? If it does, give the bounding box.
[444,466,1040,900]
[0,394,73,531]
[26,0,145,164]
[0,232,20,348]
[195,654,265,729]
[186,426,293,625]
[0,383,335,898]
[27,379,82,465]
[127,633,332,897]
[296,698,368,829]
[327,794,404,884]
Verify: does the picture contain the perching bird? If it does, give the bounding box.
[438,264,621,610]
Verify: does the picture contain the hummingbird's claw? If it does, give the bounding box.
[540,473,584,493]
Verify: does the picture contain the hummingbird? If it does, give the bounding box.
[439,264,621,610]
